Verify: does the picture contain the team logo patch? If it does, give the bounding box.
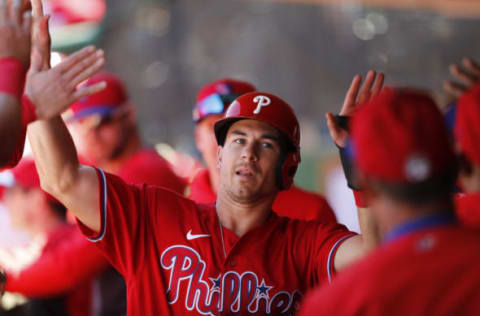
[160,245,302,315]
[253,95,271,114]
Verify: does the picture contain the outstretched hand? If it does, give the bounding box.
[326,70,384,147]
[444,58,480,97]
[25,46,106,120]
[24,0,106,120]
[0,0,32,67]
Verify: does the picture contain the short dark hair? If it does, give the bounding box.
[365,166,458,205]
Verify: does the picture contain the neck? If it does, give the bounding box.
[216,189,276,237]
[101,134,141,174]
[374,197,454,239]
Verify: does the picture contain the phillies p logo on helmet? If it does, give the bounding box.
[253,95,271,114]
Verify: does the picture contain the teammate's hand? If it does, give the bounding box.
[0,0,32,67]
[444,58,480,97]
[30,0,50,71]
[326,70,384,147]
[25,46,106,120]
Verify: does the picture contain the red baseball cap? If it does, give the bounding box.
[455,82,480,166]
[11,159,40,189]
[193,78,256,123]
[66,72,128,122]
[10,159,61,204]
[351,88,456,183]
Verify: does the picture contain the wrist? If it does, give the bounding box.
[353,190,369,208]
[0,57,27,99]
[21,95,38,125]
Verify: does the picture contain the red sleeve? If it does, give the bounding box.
[2,96,37,169]
[76,168,183,277]
[5,228,109,297]
[298,221,356,284]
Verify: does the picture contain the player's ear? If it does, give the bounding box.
[216,146,223,169]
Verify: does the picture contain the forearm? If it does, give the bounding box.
[28,116,80,195]
[28,116,101,231]
[0,94,22,167]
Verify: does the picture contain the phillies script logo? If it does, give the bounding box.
[160,245,302,315]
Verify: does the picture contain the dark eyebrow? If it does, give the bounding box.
[229,129,281,145]
[230,130,247,137]
[261,134,280,143]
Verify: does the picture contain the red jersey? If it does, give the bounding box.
[77,169,354,316]
[118,148,186,194]
[6,224,95,316]
[5,226,108,297]
[455,192,480,229]
[188,169,337,223]
[298,218,480,316]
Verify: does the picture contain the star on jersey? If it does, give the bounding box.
[209,275,221,289]
[257,279,273,297]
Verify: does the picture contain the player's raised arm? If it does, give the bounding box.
[326,70,384,271]
[0,0,32,167]
[26,0,106,233]
[444,57,480,97]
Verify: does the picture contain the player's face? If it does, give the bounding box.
[4,186,34,230]
[71,113,131,164]
[195,114,224,171]
[217,119,282,202]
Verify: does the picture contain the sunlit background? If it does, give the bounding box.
[22,0,480,231]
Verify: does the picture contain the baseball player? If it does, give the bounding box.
[298,88,480,316]
[2,159,102,316]
[0,0,106,170]
[27,63,383,315]
[65,72,186,193]
[454,82,480,229]
[190,79,337,223]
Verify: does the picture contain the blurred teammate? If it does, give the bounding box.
[2,159,101,316]
[298,88,480,316]
[27,65,384,314]
[454,82,480,229]
[0,0,106,170]
[190,78,337,222]
[65,72,186,192]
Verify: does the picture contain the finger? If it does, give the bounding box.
[56,46,97,73]
[71,81,107,102]
[357,70,376,104]
[0,0,8,22]
[443,81,468,98]
[63,49,104,84]
[449,64,477,86]
[68,56,105,90]
[340,75,362,115]
[10,0,22,25]
[22,9,31,34]
[326,112,346,147]
[30,0,43,17]
[371,72,385,96]
[463,58,480,77]
[37,14,50,69]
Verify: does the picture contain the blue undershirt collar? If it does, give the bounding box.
[383,212,456,243]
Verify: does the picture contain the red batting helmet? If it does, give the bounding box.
[214,92,301,190]
[193,78,256,123]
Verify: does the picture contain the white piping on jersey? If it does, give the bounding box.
[88,168,107,242]
[326,234,355,283]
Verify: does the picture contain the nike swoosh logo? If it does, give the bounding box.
[186,229,211,241]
